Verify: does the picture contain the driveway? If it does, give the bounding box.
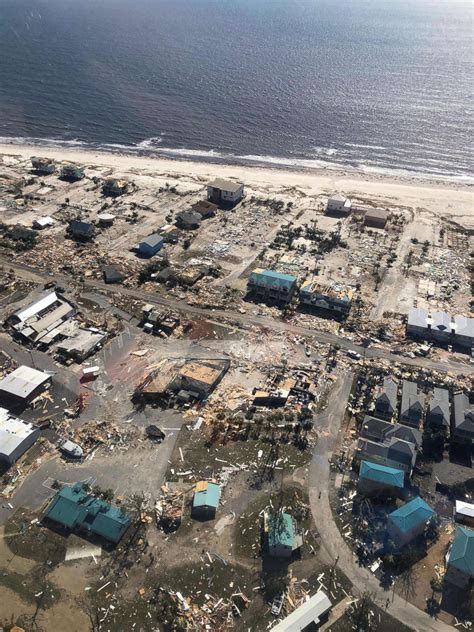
[308,372,454,632]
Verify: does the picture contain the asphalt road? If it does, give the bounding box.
[308,372,455,632]
[2,256,472,377]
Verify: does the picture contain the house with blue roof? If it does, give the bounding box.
[358,460,404,497]
[247,269,297,304]
[264,511,303,558]
[44,482,131,544]
[445,526,474,588]
[387,497,435,547]
[192,481,220,518]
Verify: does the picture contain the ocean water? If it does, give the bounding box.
[0,0,472,180]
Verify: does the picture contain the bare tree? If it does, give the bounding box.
[397,566,418,603]
[348,590,375,631]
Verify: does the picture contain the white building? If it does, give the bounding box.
[326,194,352,216]
[207,178,244,206]
[0,408,40,466]
[272,590,332,631]
[32,216,55,230]
[0,365,52,405]
[455,500,474,528]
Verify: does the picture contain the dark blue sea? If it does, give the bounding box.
[0,0,472,180]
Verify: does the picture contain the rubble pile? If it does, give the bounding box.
[165,588,249,631]
[155,483,185,532]
[61,420,137,456]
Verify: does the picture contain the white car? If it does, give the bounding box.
[347,349,361,360]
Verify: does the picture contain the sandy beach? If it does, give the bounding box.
[0,142,472,229]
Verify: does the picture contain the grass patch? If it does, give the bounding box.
[167,427,311,483]
[0,565,61,609]
[4,509,68,565]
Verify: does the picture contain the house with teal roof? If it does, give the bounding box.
[247,269,297,304]
[44,482,131,544]
[445,526,474,588]
[358,460,404,497]
[192,481,220,518]
[387,497,435,547]
[264,511,303,558]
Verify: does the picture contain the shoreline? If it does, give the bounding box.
[1,141,473,227]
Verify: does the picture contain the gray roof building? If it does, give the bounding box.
[407,307,429,335]
[374,377,398,419]
[0,366,51,405]
[453,316,474,350]
[452,392,474,443]
[400,381,425,428]
[426,387,450,431]
[356,436,417,474]
[360,415,421,449]
[430,311,453,339]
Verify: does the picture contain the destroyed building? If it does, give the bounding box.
[31,156,56,174]
[68,219,95,241]
[102,178,128,196]
[191,200,218,218]
[0,365,51,407]
[55,326,106,363]
[134,358,229,404]
[60,163,84,181]
[175,210,201,230]
[299,279,353,316]
[0,407,40,466]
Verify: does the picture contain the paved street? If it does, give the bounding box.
[1,256,472,377]
[308,372,455,632]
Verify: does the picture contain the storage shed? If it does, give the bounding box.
[192,481,220,518]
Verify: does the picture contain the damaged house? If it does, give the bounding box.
[7,291,76,349]
[134,358,229,404]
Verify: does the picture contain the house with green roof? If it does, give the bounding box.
[264,511,303,558]
[44,482,131,544]
[358,460,404,497]
[387,497,435,547]
[247,269,297,304]
[445,526,474,588]
[192,481,220,518]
